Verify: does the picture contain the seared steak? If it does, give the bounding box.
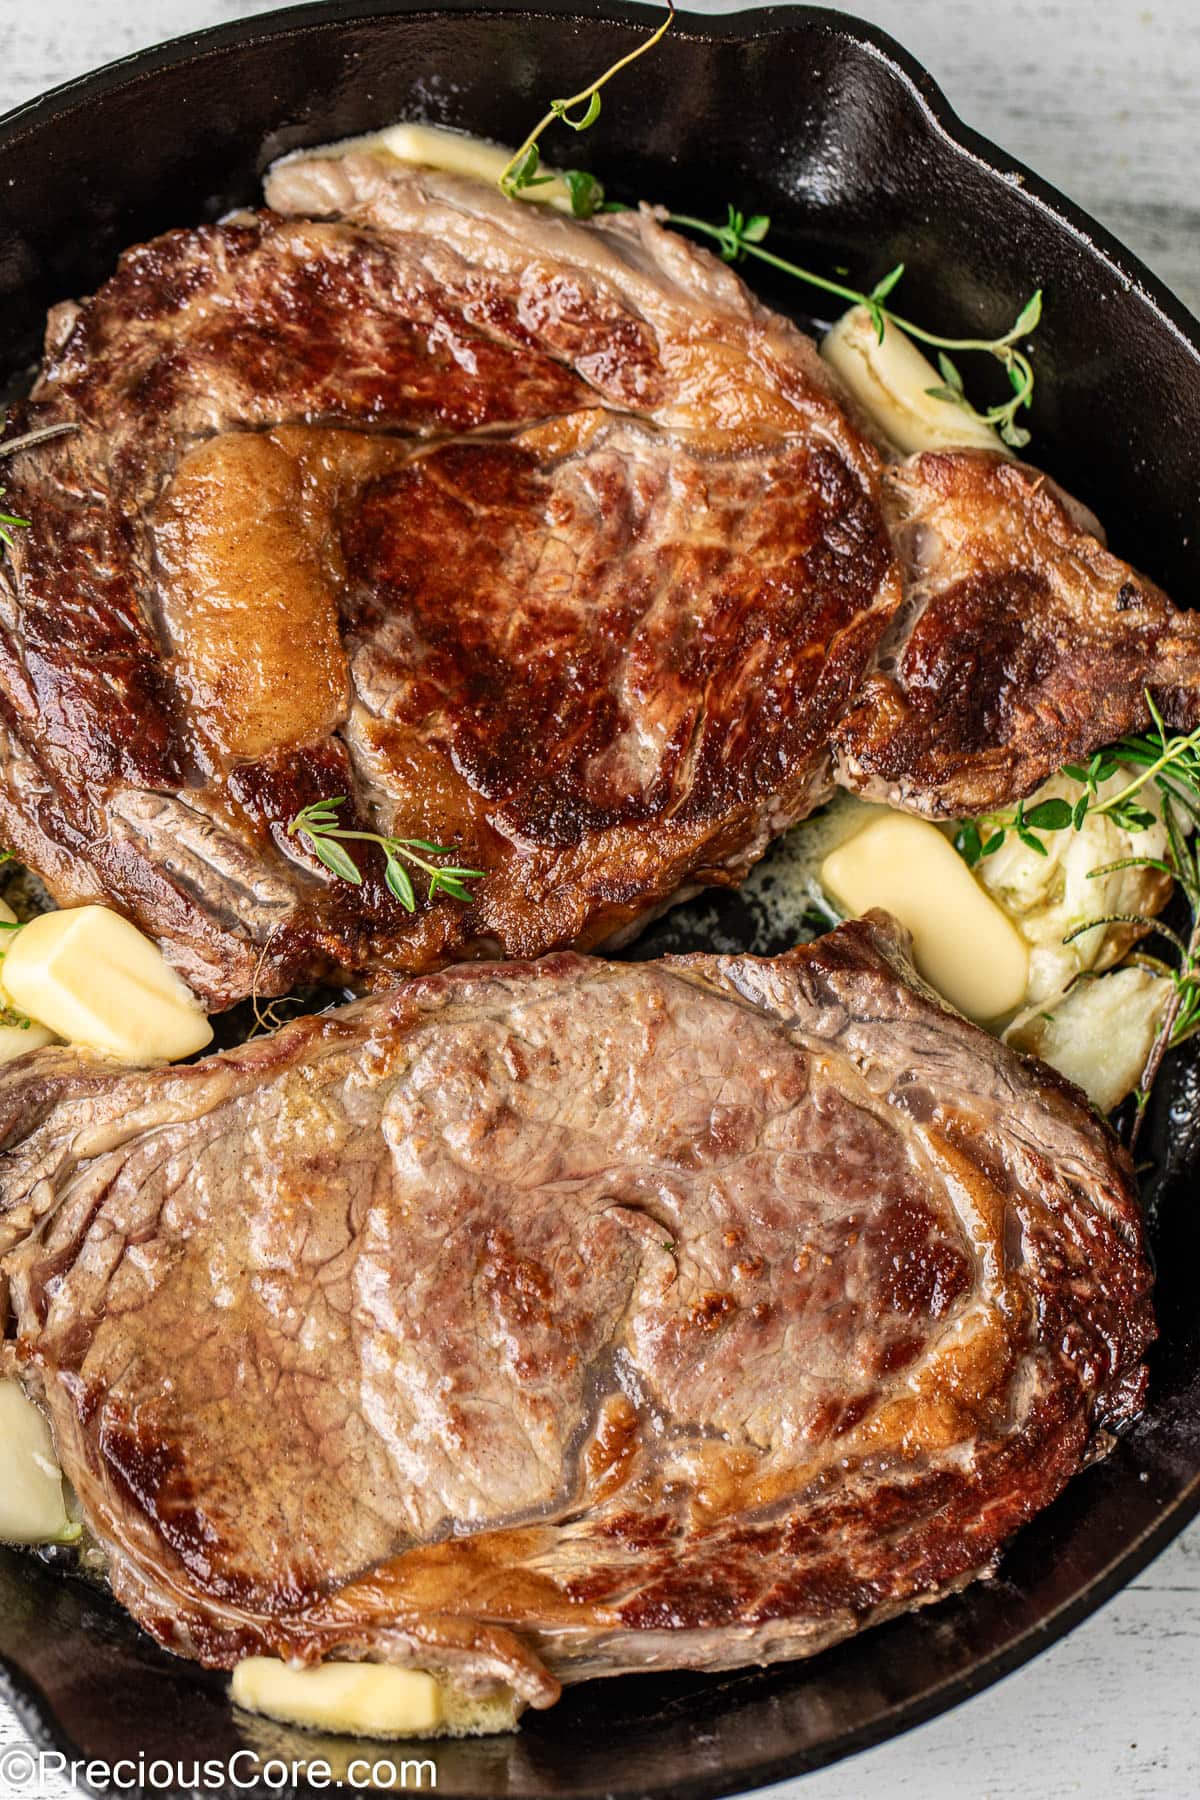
[0,919,1153,1710]
[1,155,1196,1006]
[834,451,1200,815]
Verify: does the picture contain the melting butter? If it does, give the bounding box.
[1,906,212,1064]
[231,1658,522,1740]
[0,1381,74,1545]
[286,121,578,212]
[820,812,1029,1021]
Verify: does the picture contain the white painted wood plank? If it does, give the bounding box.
[0,5,1197,1799]
[773,1528,1200,1800]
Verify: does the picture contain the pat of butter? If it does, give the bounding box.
[821,814,1029,1021]
[310,122,577,212]
[0,906,213,1064]
[0,1380,73,1544]
[232,1660,444,1738]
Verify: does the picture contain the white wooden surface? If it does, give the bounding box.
[0,3,1197,1797]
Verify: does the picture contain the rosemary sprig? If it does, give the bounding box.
[666,207,1042,448]
[498,0,674,216]
[288,797,483,913]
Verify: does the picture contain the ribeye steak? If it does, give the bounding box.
[0,918,1153,1712]
[3,155,1198,1005]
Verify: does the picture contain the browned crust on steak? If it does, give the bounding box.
[833,451,1200,814]
[0,167,892,1007]
[0,920,1153,1701]
[3,159,1198,1004]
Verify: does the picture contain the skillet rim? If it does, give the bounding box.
[2,0,1199,366]
[0,4,1198,1794]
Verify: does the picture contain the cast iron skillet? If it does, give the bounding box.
[1,4,1199,1795]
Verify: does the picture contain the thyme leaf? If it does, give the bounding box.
[0,491,29,552]
[288,798,484,914]
[309,834,363,885]
[563,168,605,218]
[953,707,1200,867]
[667,207,1042,446]
[498,0,674,216]
[0,419,81,552]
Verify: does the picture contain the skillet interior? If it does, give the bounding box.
[1,4,1199,1794]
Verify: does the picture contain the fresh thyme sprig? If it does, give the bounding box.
[498,10,1041,442]
[1064,782,1200,1150]
[288,797,483,913]
[0,419,80,552]
[666,206,1042,448]
[954,701,1200,866]
[949,692,1200,1144]
[497,0,674,216]
[0,421,80,461]
[0,490,29,552]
